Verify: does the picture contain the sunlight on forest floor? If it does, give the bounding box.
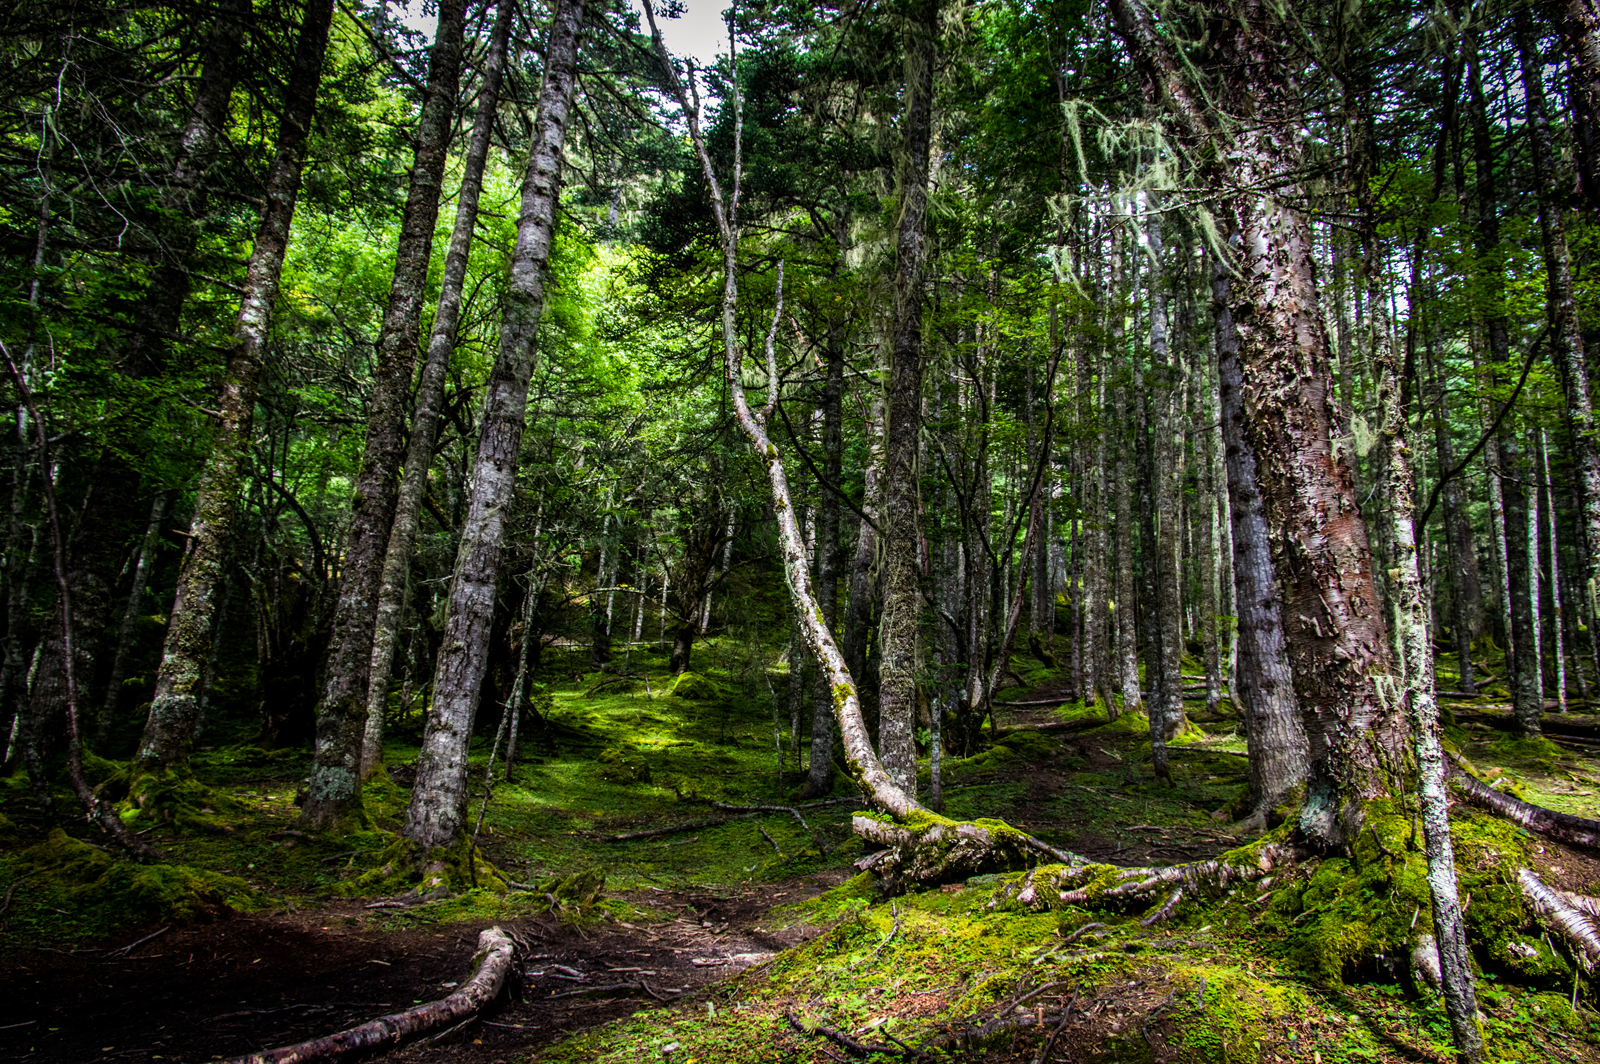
[5,642,1600,1062]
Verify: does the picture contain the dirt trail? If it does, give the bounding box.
[0,880,836,1064]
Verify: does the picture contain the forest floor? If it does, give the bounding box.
[3,642,1600,1062]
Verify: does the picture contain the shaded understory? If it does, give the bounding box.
[3,640,1600,1062]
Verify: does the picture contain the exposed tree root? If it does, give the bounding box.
[851,814,1080,893]
[1518,869,1600,971]
[219,926,516,1063]
[993,842,1297,917]
[1448,761,1600,850]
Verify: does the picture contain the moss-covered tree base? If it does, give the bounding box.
[852,812,1078,893]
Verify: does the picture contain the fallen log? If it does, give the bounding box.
[1449,763,1600,851]
[220,926,516,1064]
[1520,869,1600,970]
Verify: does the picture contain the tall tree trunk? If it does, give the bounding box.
[1111,231,1143,713]
[1147,208,1185,774]
[302,0,469,831]
[360,0,515,782]
[803,322,846,798]
[1109,0,1396,848]
[877,0,937,793]
[1429,336,1479,694]
[642,3,918,820]
[1517,9,1600,718]
[1375,286,1488,1064]
[402,0,588,852]
[1563,0,1600,211]
[122,0,249,377]
[134,0,336,775]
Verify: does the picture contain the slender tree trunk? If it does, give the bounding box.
[1429,337,1479,694]
[303,0,469,830]
[1538,429,1568,711]
[122,0,249,377]
[1375,287,1488,1064]
[134,0,335,774]
[803,324,846,797]
[402,0,588,852]
[877,0,937,793]
[1517,10,1600,718]
[96,491,170,749]
[641,0,918,819]
[1147,209,1185,773]
[1111,232,1143,713]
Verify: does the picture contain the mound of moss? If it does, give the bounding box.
[19,829,253,934]
[670,672,719,700]
[598,746,652,784]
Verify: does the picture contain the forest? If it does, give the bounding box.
[7,0,1600,1060]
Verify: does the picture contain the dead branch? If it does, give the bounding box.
[219,926,516,1064]
[603,817,729,842]
[785,1010,912,1058]
[712,800,811,830]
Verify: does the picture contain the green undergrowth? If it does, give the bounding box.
[537,866,1574,1064]
[1,828,259,942]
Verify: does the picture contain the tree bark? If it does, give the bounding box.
[303,0,470,831]
[402,0,588,851]
[1111,230,1143,714]
[803,325,846,797]
[134,0,336,774]
[1214,254,1307,815]
[1517,9,1600,717]
[358,13,522,761]
[877,0,937,794]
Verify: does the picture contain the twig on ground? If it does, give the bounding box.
[107,925,170,956]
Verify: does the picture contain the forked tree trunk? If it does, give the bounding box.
[361,0,514,782]
[303,0,470,830]
[403,0,588,852]
[134,0,336,774]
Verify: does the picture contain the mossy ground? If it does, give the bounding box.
[4,639,1600,1061]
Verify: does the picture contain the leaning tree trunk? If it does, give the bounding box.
[302,0,469,831]
[121,0,249,378]
[877,0,937,795]
[134,0,335,775]
[402,0,588,852]
[642,1,918,820]
[360,0,516,783]
[1375,295,1488,1064]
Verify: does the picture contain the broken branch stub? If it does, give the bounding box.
[220,926,516,1064]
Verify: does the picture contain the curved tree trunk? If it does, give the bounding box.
[402,0,588,852]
